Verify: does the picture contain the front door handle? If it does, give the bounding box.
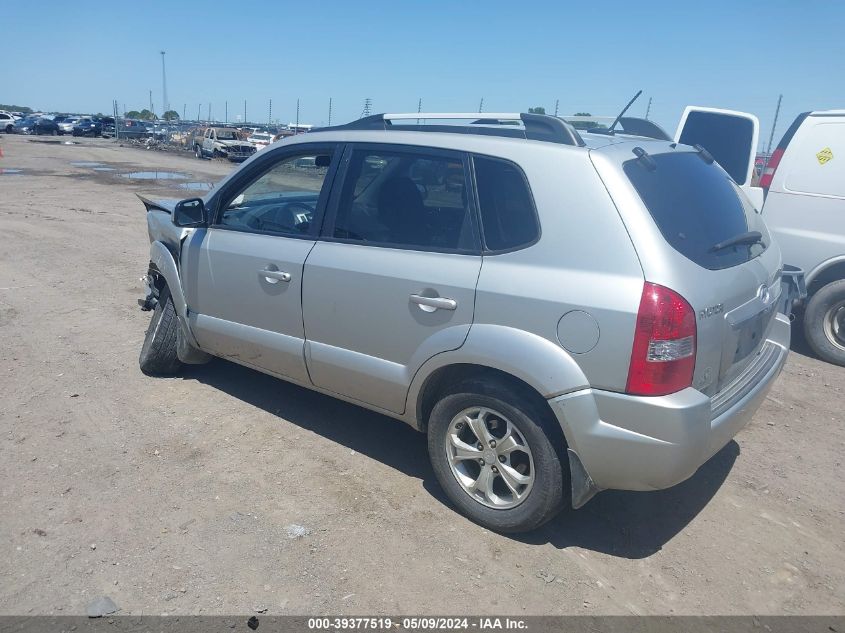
[259,269,291,284]
[410,294,457,312]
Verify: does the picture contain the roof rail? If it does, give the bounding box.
[316,112,585,147]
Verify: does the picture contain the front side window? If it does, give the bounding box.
[331,147,477,253]
[216,150,334,237]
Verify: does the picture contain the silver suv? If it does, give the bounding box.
[138,112,798,533]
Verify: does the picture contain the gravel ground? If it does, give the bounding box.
[0,134,843,616]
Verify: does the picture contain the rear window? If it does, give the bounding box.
[473,156,539,251]
[624,151,769,270]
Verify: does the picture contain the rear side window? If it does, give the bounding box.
[473,156,539,251]
[677,111,754,184]
[624,151,769,270]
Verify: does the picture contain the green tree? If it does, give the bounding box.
[124,110,142,119]
[137,109,155,121]
[569,112,606,131]
[0,104,33,113]
[528,106,546,114]
[162,110,180,121]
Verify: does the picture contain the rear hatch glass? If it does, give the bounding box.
[624,151,769,271]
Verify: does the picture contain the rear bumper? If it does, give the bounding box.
[549,312,791,498]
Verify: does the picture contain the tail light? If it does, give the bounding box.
[759,147,784,190]
[626,283,697,396]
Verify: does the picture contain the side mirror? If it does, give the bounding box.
[172,198,206,227]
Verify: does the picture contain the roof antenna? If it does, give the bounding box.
[607,90,643,135]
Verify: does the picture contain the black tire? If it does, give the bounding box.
[139,286,182,376]
[4,124,12,134]
[427,379,567,533]
[803,280,845,366]
[51,129,57,136]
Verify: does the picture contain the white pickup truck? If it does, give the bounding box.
[194,127,256,162]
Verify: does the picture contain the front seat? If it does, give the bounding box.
[377,176,428,246]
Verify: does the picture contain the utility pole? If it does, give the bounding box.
[295,98,300,132]
[554,99,559,117]
[328,97,332,126]
[160,51,168,115]
[149,90,153,115]
[197,104,201,122]
[243,100,247,125]
[182,104,186,120]
[645,97,653,120]
[765,94,783,159]
[478,97,484,113]
[417,97,422,124]
[207,103,211,122]
[361,98,372,118]
[269,98,272,125]
[225,101,228,123]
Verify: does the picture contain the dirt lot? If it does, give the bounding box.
[0,134,843,616]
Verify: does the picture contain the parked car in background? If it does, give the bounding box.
[72,118,102,137]
[58,117,82,135]
[247,131,273,150]
[15,117,60,135]
[0,111,17,133]
[196,126,256,162]
[137,111,798,532]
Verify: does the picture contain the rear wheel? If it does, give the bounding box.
[139,285,182,376]
[427,380,567,533]
[804,280,845,366]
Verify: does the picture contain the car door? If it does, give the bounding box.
[202,129,214,156]
[674,106,764,209]
[302,144,482,414]
[183,143,341,383]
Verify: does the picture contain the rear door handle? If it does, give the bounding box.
[410,294,457,311]
[259,269,291,283]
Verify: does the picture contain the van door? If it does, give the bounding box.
[674,106,764,209]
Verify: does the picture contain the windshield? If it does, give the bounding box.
[215,130,238,140]
[624,151,769,270]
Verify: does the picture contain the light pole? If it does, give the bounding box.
[160,51,169,116]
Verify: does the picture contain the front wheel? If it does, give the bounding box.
[139,286,182,376]
[427,380,567,533]
[804,280,845,366]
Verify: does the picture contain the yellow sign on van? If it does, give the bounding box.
[816,147,833,165]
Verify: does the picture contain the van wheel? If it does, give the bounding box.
[804,280,845,366]
[427,380,566,533]
[139,285,183,376]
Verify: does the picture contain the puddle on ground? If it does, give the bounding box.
[71,161,104,167]
[177,182,213,191]
[120,171,189,181]
[93,167,115,171]
[0,169,23,174]
[27,139,79,145]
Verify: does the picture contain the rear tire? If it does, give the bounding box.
[804,280,845,366]
[427,379,567,533]
[139,286,182,376]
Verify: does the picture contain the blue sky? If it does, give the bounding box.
[3,0,843,148]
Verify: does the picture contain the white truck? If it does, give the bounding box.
[195,127,256,162]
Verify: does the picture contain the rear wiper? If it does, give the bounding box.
[709,231,763,252]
